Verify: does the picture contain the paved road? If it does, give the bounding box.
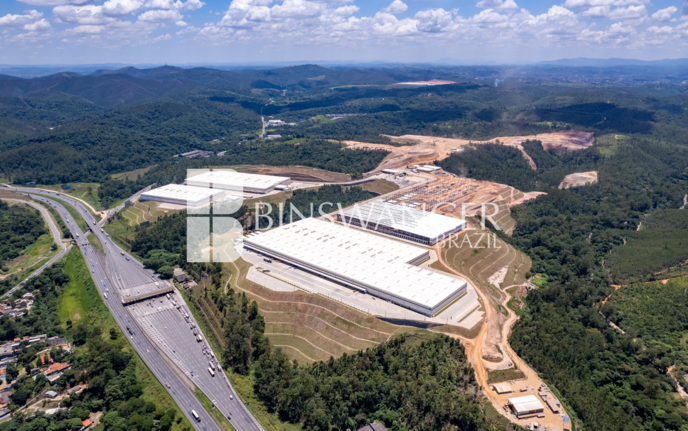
[7,187,263,431]
[0,198,70,299]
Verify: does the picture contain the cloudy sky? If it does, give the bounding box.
[1,0,687,65]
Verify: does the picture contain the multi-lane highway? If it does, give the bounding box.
[0,198,70,298]
[6,187,263,431]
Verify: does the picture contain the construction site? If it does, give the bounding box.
[381,174,509,219]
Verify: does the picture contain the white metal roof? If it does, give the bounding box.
[509,395,544,413]
[244,218,467,309]
[339,201,466,240]
[187,170,289,192]
[141,184,226,205]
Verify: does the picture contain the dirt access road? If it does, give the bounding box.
[345,130,594,174]
[434,239,570,430]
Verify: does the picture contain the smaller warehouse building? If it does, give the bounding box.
[416,165,441,173]
[140,184,226,207]
[337,201,467,245]
[492,382,513,394]
[508,395,545,418]
[187,170,290,194]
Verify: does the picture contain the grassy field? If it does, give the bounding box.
[354,179,399,196]
[486,366,527,384]
[57,248,193,431]
[103,215,138,252]
[111,166,153,181]
[0,201,60,287]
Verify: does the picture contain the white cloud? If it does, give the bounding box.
[647,25,673,34]
[608,5,646,20]
[564,0,647,8]
[581,6,610,17]
[137,9,183,22]
[476,0,518,10]
[381,0,407,15]
[17,0,93,5]
[651,6,677,22]
[145,0,205,11]
[71,24,104,33]
[415,9,452,32]
[333,5,358,16]
[469,9,509,24]
[23,18,51,31]
[0,10,43,27]
[175,20,188,26]
[102,0,146,17]
[53,5,114,25]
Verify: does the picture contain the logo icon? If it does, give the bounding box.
[186,169,244,263]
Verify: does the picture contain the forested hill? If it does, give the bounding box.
[442,135,688,429]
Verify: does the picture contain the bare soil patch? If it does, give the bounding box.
[559,171,598,189]
[346,130,594,175]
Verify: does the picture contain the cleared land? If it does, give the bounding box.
[559,171,598,189]
[345,130,593,174]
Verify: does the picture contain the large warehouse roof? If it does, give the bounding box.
[140,184,226,207]
[338,201,466,241]
[187,170,290,194]
[244,218,467,312]
[508,395,544,414]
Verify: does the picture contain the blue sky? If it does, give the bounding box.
[1,0,687,65]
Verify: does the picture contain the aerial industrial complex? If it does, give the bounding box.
[187,170,290,194]
[337,201,467,245]
[244,217,468,316]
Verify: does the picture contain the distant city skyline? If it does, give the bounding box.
[1,0,687,65]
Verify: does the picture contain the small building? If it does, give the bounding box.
[381,169,402,175]
[543,396,561,413]
[266,134,282,139]
[416,165,441,173]
[82,419,93,429]
[492,382,513,394]
[357,421,388,431]
[508,395,545,418]
[47,336,68,346]
[267,119,286,126]
[175,150,214,158]
[175,273,188,283]
[68,385,82,394]
[45,362,70,376]
[44,390,58,399]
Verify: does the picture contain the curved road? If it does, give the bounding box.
[1,198,70,299]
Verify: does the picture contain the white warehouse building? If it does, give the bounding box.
[140,184,226,207]
[337,201,467,245]
[187,170,290,194]
[243,218,468,316]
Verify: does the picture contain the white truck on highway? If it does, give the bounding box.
[208,367,215,377]
[196,334,203,342]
